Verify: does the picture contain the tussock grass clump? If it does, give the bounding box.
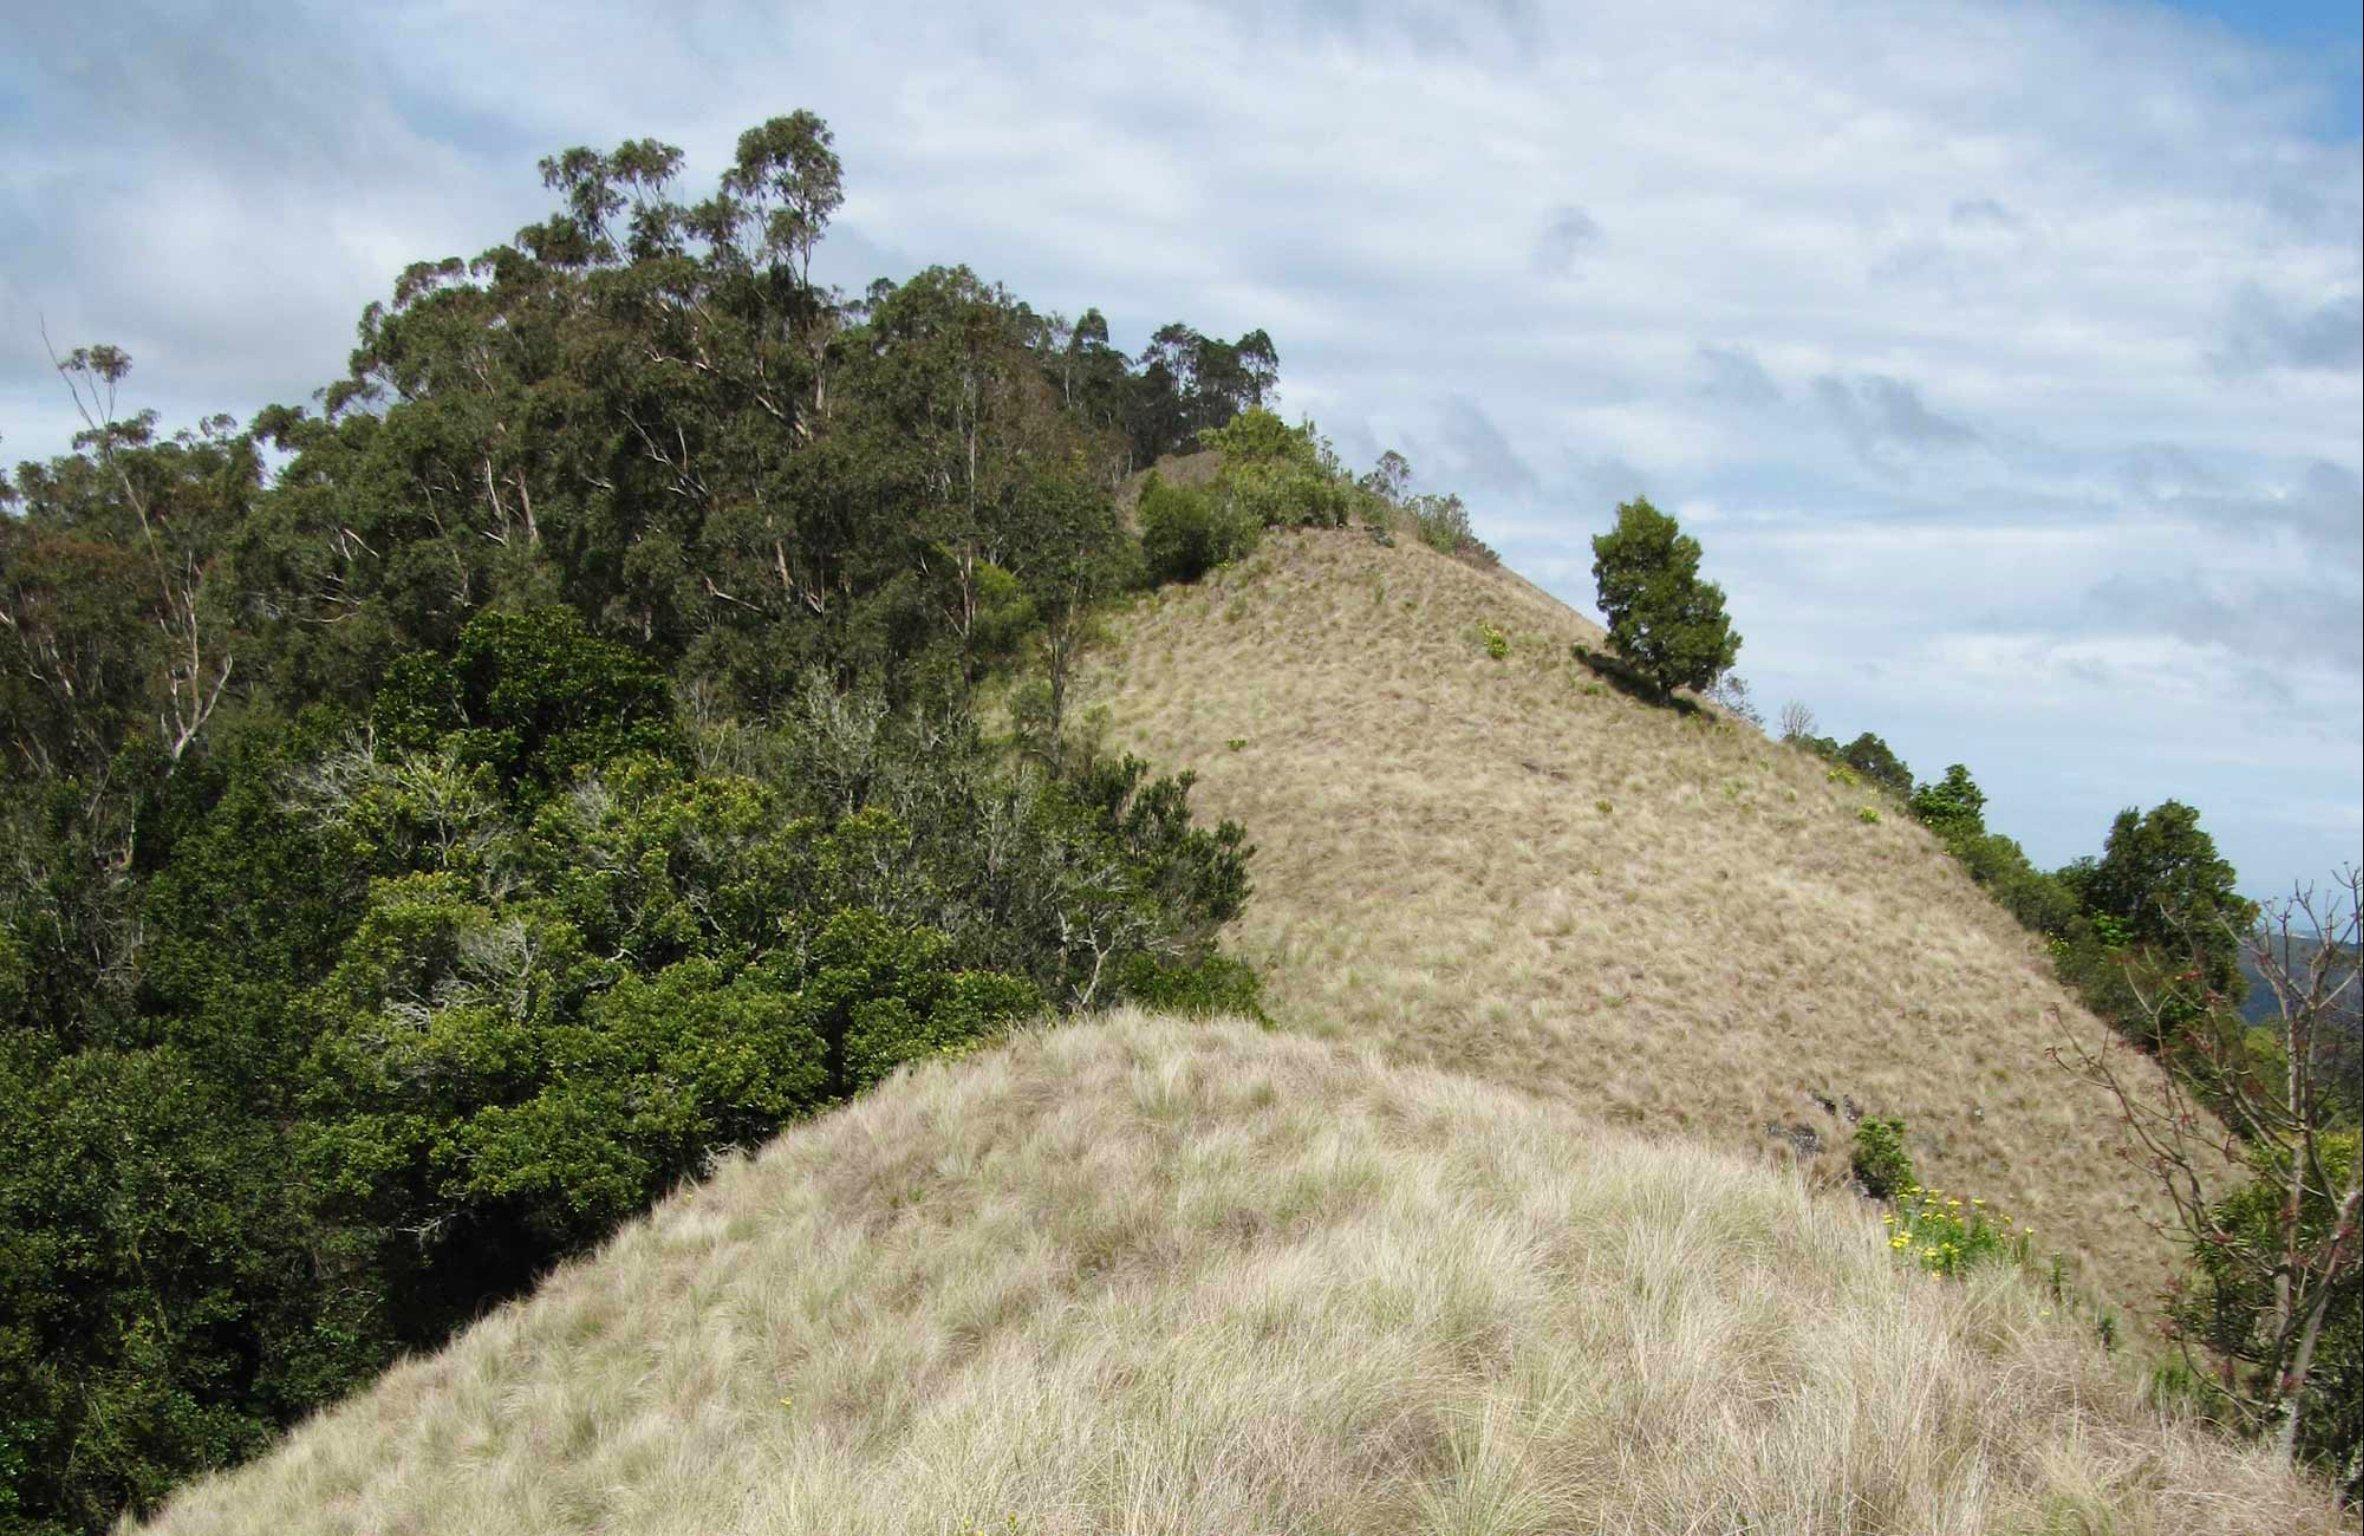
[139,1015,2335,1534]
[1080,528,2208,1312]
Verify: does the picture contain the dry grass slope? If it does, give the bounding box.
[139,1014,2333,1535]
[1079,529,2195,1310]
[137,529,2335,1531]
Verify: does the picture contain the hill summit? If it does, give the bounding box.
[1084,526,2188,1306]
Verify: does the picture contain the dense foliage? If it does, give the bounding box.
[2064,802,2253,997]
[1789,730,1914,799]
[1137,471,1260,585]
[1589,497,1739,697]
[1125,409,1497,591]
[2169,1131,2361,1486]
[0,113,1272,1535]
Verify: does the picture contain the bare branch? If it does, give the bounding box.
[2063,866,2362,1463]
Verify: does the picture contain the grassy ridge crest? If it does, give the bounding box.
[139,1012,2335,1534]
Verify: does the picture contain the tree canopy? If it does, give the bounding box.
[2068,800,2255,995]
[1589,496,1740,697]
[0,113,1275,1535]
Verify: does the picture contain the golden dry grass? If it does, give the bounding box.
[1078,528,2198,1312]
[137,1013,2335,1535]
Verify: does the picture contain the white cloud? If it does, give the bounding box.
[2,0,2356,896]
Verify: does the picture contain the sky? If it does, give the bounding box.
[2,0,2358,904]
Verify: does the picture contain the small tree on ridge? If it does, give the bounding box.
[1589,496,1739,697]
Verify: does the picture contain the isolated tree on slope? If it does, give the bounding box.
[1590,497,1739,697]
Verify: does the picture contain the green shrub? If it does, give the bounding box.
[395,606,677,795]
[1139,474,1260,585]
[1884,1183,2025,1278]
[1838,733,1914,797]
[1851,1117,1915,1200]
[1200,409,1355,528]
[1115,951,1266,1021]
[2169,1132,2361,1486]
[967,562,1037,669]
[1478,621,1509,660]
[1405,492,1496,563]
[1857,805,1881,825]
[1952,833,2078,936]
[1853,1121,2026,1280]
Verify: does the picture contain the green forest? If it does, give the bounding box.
[0,113,1344,1533]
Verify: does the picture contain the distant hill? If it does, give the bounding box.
[2236,932,2360,1027]
[2237,932,2361,1119]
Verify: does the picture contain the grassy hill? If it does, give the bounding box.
[134,528,2341,1531]
[1079,527,2193,1311]
[138,1014,2330,1535]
